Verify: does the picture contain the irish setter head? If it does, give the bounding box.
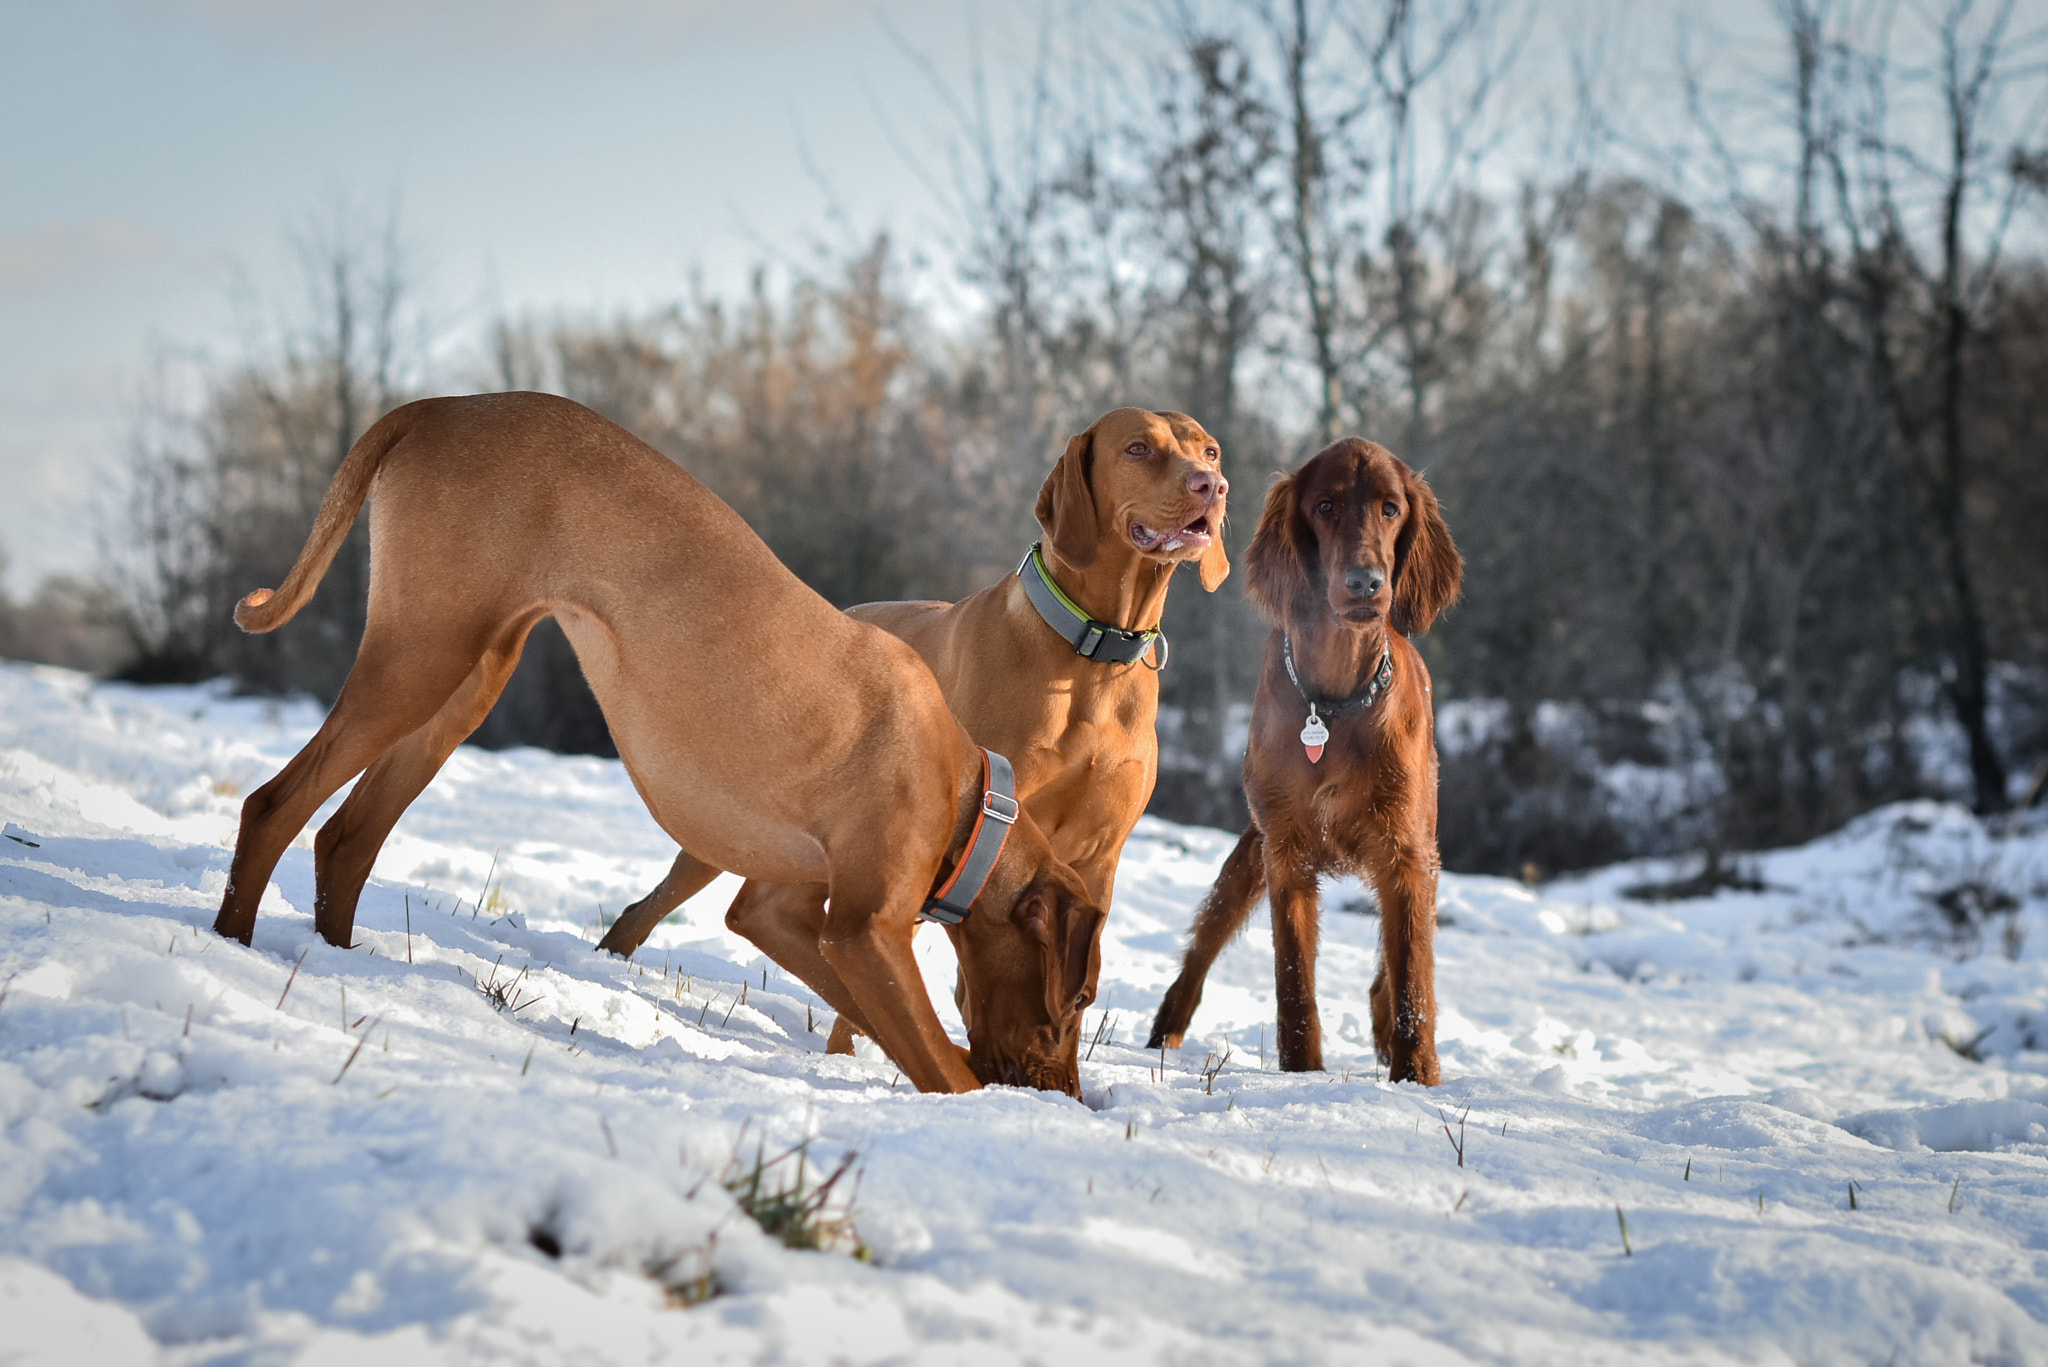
[1245,438,1461,636]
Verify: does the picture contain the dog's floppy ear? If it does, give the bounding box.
[1391,463,1462,636]
[1243,473,1314,624]
[1013,882,1104,1019]
[1197,506,1231,592]
[1035,429,1098,570]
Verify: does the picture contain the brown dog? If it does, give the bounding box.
[1148,438,1461,1084]
[597,408,1229,1077]
[211,392,1102,1095]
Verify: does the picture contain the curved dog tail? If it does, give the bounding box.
[233,403,417,634]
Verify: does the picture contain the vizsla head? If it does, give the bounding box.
[947,816,1104,1097]
[1245,439,1462,635]
[1035,408,1231,592]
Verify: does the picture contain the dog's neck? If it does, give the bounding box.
[1287,605,1393,699]
[1041,544,1177,632]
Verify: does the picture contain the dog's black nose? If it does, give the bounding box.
[1345,567,1385,598]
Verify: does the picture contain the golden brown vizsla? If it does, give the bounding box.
[1148,438,1461,1084]
[211,391,1102,1095]
[598,408,1229,1070]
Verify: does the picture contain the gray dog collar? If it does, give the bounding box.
[1017,543,1168,669]
[920,748,1020,925]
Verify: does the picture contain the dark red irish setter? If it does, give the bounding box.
[1149,438,1462,1084]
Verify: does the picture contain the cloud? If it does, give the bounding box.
[0,220,164,292]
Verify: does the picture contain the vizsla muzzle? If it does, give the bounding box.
[212,392,1102,1095]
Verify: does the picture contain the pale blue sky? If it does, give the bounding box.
[1,0,989,594]
[2,0,1931,598]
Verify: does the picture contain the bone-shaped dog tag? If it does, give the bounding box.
[1300,708,1329,764]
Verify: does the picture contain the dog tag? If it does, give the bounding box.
[1300,708,1329,764]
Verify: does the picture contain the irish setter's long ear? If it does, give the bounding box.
[1391,464,1462,636]
[1035,430,1098,570]
[1243,474,1313,624]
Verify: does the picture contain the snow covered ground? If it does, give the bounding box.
[2,659,2046,1366]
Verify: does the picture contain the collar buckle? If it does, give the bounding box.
[1019,542,1167,669]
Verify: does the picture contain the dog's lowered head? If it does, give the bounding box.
[946,814,1104,1097]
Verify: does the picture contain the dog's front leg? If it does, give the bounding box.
[1267,852,1326,1072]
[818,886,979,1094]
[723,879,879,1043]
[1368,841,1441,1086]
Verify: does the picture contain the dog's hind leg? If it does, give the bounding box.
[1147,825,1266,1049]
[823,1016,861,1055]
[214,622,493,947]
[596,850,721,958]
[310,619,538,948]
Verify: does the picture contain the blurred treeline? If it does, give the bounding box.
[51,0,2048,873]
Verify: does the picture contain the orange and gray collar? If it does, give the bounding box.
[920,748,1020,925]
[1018,543,1168,669]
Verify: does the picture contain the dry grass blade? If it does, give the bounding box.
[1085,1011,1116,1062]
[646,1236,720,1308]
[476,956,542,1014]
[1439,1104,1471,1168]
[275,949,309,1010]
[333,1016,382,1084]
[721,1136,868,1257]
[1201,1044,1233,1094]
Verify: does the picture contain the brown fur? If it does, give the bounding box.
[1147,438,1461,1084]
[597,407,1230,1080]
[211,392,1101,1096]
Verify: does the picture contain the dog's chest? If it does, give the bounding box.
[1297,771,1393,865]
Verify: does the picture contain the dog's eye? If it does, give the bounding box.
[1125,443,1150,458]
[1381,501,1399,519]
[1315,500,1335,517]
[1205,447,1219,461]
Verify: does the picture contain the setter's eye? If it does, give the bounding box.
[1125,442,1150,458]
[1205,446,1220,461]
[1381,501,1399,520]
[1314,499,1335,517]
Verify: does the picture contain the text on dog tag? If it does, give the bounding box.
[1300,709,1329,764]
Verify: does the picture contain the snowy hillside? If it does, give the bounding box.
[3,660,2046,1366]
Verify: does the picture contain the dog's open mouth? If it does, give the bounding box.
[1131,514,1215,556]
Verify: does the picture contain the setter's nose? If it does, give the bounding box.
[1344,567,1385,599]
[1187,468,1226,504]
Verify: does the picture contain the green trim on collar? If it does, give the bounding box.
[1017,543,1168,669]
